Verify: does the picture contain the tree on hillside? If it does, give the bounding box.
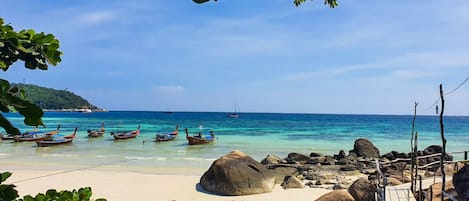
[0,17,62,134]
[193,0,339,8]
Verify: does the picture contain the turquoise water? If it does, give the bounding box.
[1,112,468,174]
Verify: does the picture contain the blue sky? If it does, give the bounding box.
[1,0,469,115]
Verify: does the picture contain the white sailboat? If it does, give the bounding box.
[227,100,240,119]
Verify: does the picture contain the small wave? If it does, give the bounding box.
[124,156,153,160]
[155,157,166,161]
[176,157,216,161]
[96,155,106,158]
[0,153,10,156]
[42,154,79,158]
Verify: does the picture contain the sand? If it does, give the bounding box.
[6,168,332,201]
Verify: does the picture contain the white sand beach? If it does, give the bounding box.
[7,168,332,201]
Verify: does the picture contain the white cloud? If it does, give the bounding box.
[78,11,116,26]
[154,85,185,93]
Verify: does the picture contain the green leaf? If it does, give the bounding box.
[0,114,21,134]
[0,184,19,201]
[1,172,12,183]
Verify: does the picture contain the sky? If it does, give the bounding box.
[1,0,469,115]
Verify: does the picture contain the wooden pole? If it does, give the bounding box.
[410,102,418,193]
[413,131,419,196]
[439,84,446,201]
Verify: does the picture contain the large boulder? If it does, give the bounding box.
[352,138,380,158]
[454,165,469,200]
[200,150,275,196]
[347,177,377,201]
[316,190,355,201]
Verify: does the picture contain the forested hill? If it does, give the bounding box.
[12,83,100,110]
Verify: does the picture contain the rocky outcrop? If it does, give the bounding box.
[315,190,355,201]
[287,152,310,164]
[281,175,304,189]
[261,154,282,165]
[269,166,299,184]
[200,150,275,196]
[351,138,380,158]
[347,177,377,201]
[454,165,469,201]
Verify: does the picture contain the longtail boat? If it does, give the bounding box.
[155,125,179,142]
[87,122,105,138]
[36,128,78,147]
[111,125,140,140]
[185,128,215,145]
[14,125,61,142]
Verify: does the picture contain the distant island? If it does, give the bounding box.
[13,83,105,112]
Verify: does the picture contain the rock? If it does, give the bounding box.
[310,152,323,157]
[200,150,275,196]
[315,190,355,201]
[454,165,469,200]
[306,158,321,164]
[269,166,299,184]
[321,155,336,165]
[305,171,325,181]
[382,152,395,160]
[428,180,456,201]
[352,138,380,158]
[261,154,282,165]
[287,152,310,164]
[348,177,377,201]
[337,158,351,165]
[281,175,304,189]
[335,150,347,160]
[340,165,358,172]
[386,177,402,186]
[423,145,443,154]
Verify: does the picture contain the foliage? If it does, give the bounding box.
[192,0,339,8]
[0,18,62,71]
[12,83,99,110]
[0,17,62,134]
[0,172,18,201]
[293,0,338,7]
[0,172,106,201]
[0,80,44,135]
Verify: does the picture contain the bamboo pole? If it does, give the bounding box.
[413,131,419,196]
[439,84,446,201]
[410,102,418,193]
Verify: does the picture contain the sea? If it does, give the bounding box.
[1,111,468,175]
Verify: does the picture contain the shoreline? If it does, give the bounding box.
[6,167,334,201]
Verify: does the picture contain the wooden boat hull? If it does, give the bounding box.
[111,125,140,140]
[36,139,73,147]
[186,136,214,145]
[1,135,18,140]
[112,133,138,140]
[155,126,178,142]
[88,131,104,138]
[15,135,52,142]
[185,128,215,145]
[36,128,77,147]
[88,123,105,138]
[156,134,177,142]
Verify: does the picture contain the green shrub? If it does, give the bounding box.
[0,172,106,201]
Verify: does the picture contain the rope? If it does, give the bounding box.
[419,75,469,112]
[10,146,165,184]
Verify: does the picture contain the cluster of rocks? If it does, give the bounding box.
[197,137,468,200]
